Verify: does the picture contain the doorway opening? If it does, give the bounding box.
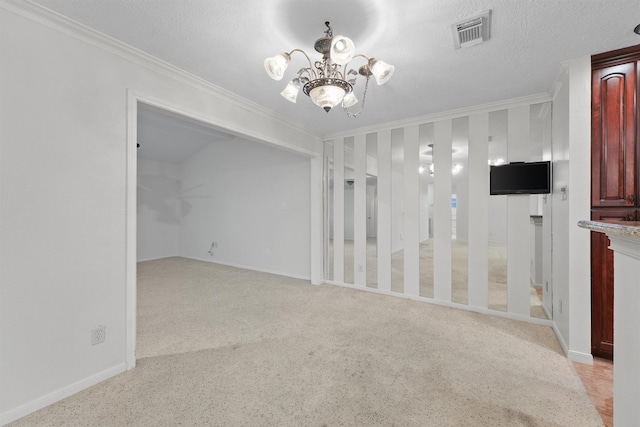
[126,95,320,367]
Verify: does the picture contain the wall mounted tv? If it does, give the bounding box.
[489,161,551,195]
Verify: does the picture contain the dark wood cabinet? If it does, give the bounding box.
[590,45,640,360]
[590,209,632,359]
[591,62,636,208]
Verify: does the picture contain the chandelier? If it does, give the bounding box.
[264,21,394,117]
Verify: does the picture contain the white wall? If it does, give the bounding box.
[137,158,181,261]
[550,57,592,364]
[178,138,310,278]
[137,139,311,277]
[567,57,593,363]
[551,68,571,347]
[0,2,321,423]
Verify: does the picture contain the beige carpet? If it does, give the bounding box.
[12,257,601,426]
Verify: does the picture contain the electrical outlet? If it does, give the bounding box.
[545,281,548,292]
[92,325,105,345]
[358,264,363,273]
[208,241,218,256]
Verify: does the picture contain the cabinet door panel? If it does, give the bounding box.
[591,63,636,207]
[590,209,633,359]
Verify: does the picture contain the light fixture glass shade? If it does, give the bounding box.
[264,53,290,81]
[330,35,355,65]
[369,58,395,85]
[309,84,346,112]
[280,78,300,103]
[342,92,358,108]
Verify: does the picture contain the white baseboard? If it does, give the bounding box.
[136,255,180,263]
[549,321,593,365]
[568,350,594,366]
[551,321,569,357]
[0,363,126,426]
[186,256,311,281]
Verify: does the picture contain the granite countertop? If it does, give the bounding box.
[578,220,640,239]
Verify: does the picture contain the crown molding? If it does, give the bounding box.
[1,0,323,143]
[322,92,552,141]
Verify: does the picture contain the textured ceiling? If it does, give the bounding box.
[28,0,640,139]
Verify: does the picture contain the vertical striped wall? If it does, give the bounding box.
[468,113,490,309]
[324,99,551,321]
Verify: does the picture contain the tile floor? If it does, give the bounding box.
[574,357,613,427]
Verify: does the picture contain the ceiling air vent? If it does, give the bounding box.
[452,10,491,49]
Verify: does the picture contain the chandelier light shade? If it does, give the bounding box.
[329,35,355,65]
[280,78,301,103]
[369,58,395,85]
[307,81,348,111]
[342,91,358,108]
[264,21,395,117]
[264,53,291,80]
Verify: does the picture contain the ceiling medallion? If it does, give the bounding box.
[264,21,394,117]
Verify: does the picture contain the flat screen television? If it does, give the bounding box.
[489,161,551,195]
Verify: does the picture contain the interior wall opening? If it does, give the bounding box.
[134,101,313,359]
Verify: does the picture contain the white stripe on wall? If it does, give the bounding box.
[434,119,453,302]
[468,113,490,308]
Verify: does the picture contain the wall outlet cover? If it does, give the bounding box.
[92,325,106,345]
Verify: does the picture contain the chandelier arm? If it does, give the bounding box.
[334,63,347,80]
[288,49,317,80]
[297,68,314,80]
[342,54,371,80]
[351,54,370,62]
